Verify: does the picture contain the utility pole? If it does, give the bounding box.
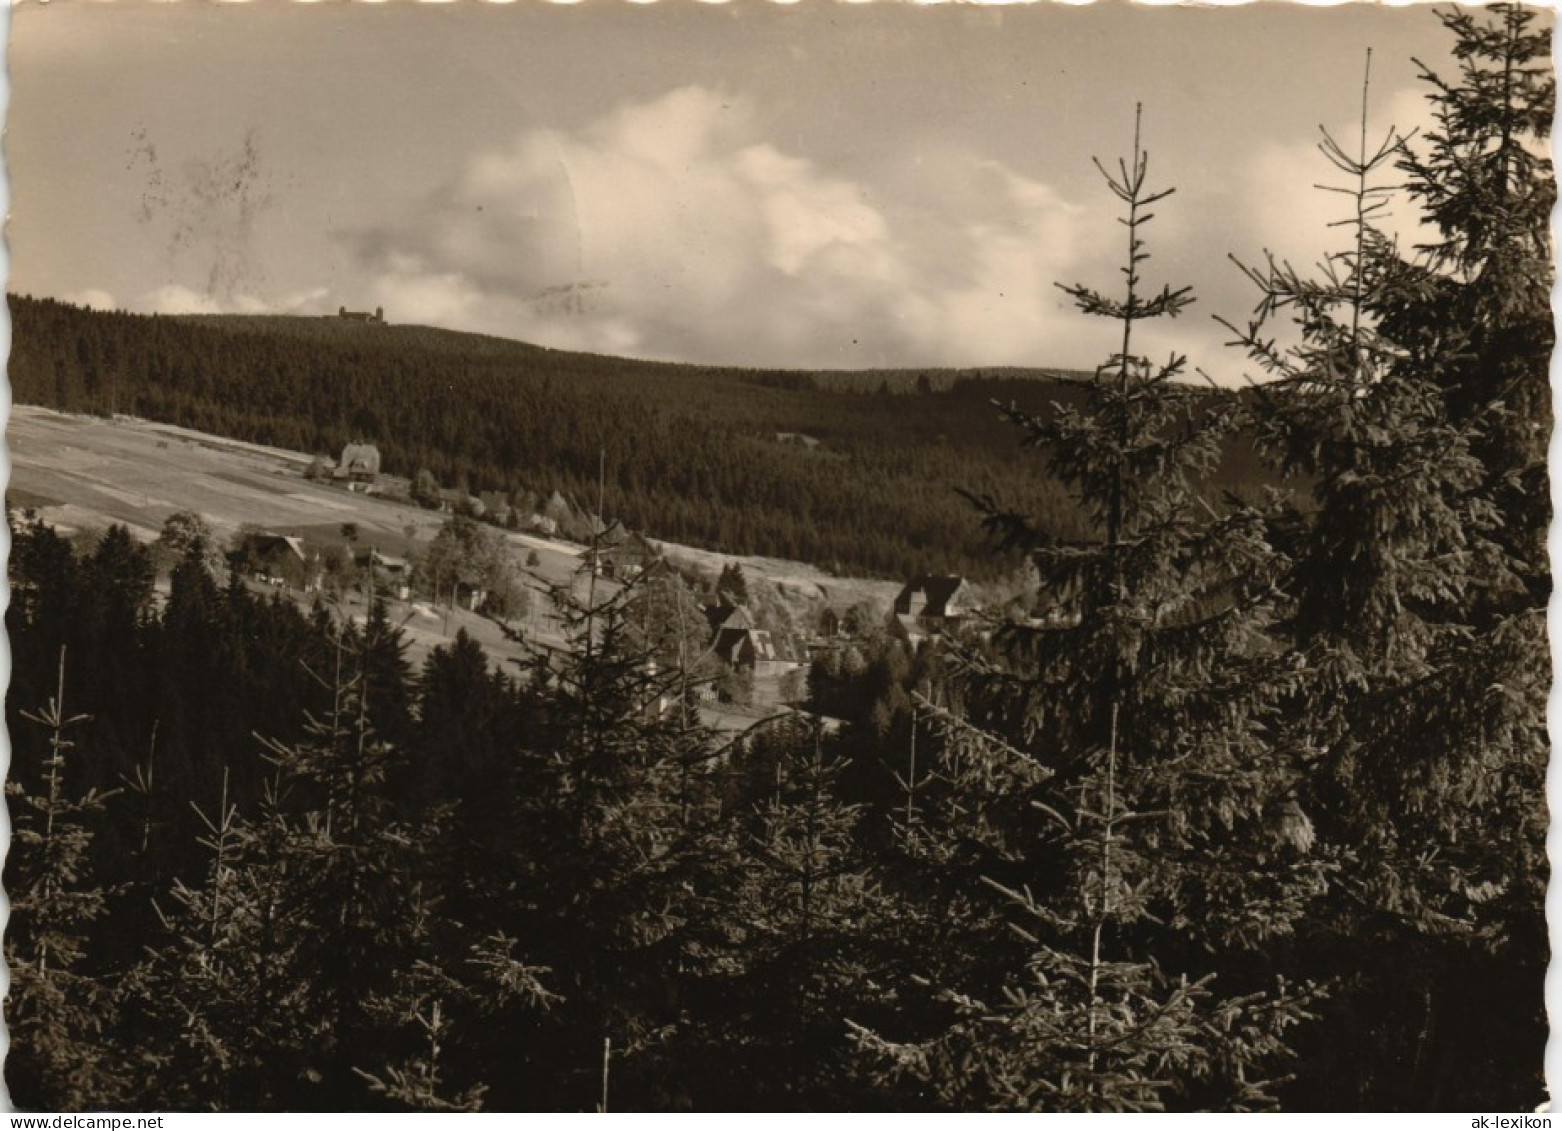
[598,1036,611,1113]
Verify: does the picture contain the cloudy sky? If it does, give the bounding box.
[7,1,1494,379]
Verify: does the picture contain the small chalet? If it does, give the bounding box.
[593,529,661,580]
[337,443,381,489]
[718,628,804,678]
[704,605,805,679]
[437,489,482,516]
[231,533,318,591]
[453,580,488,612]
[478,492,514,526]
[894,574,975,636]
[354,548,411,600]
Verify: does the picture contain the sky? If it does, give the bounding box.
[5,1,1515,380]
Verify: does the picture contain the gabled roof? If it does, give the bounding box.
[239,532,307,562]
[713,624,804,667]
[895,574,972,618]
[747,629,804,664]
[600,529,659,564]
[340,443,381,476]
[712,626,751,666]
[355,547,408,572]
[704,603,754,635]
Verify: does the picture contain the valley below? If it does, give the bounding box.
[7,402,904,728]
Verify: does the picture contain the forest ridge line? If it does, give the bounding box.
[7,294,1273,583]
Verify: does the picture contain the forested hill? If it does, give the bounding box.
[7,295,1268,578]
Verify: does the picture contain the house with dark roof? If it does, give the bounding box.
[354,547,411,600]
[437,488,487,517]
[704,603,754,636]
[231,532,318,591]
[714,627,804,678]
[702,603,805,686]
[338,305,385,325]
[336,442,381,489]
[478,491,513,526]
[893,574,975,636]
[589,529,661,580]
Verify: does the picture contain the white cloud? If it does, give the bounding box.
[349,85,1113,370]
[1237,84,1441,275]
[133,282,328,318]
[735,143,894,278]
[126,79,1447,385]
[269,286,331,314]
[64,288,119,312]
[139,283,228,315]
[350,81,1452,382]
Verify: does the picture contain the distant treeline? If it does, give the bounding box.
[7,296,1270,579]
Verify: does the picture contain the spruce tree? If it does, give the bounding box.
[1395,3,1554,597]
[689,713,896,1109]
[1388,9,1552,1103]
[1223,25,1550,1106]
[853,109,1323,1112]
[127,618,494,1109]
[5,650,131,1108]
[508,554,726,1109]
[121,767,313,1109]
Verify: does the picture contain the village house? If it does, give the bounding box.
[705,603,806,684]
[478,491,513,526]
[705,603,754,641]
[893,574,975,638]
[437,488,483,516]
[453,580,488,612]
[590,529,661,580]
[715,627,805,679]
[336,442,381,491]
[354,547,412,601]
[230,532,319,592]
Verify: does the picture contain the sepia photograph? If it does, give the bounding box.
[2,0,1552,1113]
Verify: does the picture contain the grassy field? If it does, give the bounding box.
[8,404,900,721]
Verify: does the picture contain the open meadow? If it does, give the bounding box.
[8,402,899,709]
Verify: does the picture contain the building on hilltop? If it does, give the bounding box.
[775,431,822,450]
[338,305,385,325]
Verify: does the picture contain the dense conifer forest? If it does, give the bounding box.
[7,296,1268,581]
[4,6,1550,1112]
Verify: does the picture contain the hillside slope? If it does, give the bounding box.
[7,403,904,672]
[8,295,1271,579]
